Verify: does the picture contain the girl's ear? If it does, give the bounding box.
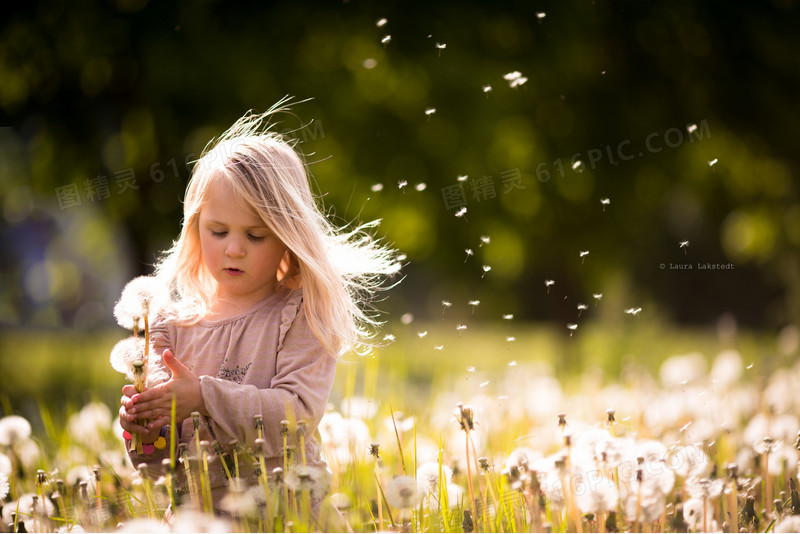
[278,249,302,289]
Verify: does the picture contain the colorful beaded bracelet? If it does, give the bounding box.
[123,426,168,455]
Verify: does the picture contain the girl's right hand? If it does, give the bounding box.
[119,385,162,444]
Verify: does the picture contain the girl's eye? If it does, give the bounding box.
[211,230,227,238]
[248,234,266,242]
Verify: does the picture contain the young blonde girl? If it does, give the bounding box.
[117,99,399,515]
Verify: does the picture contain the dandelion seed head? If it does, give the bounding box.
[415,183,427,191]
[376,18,388,27]
[285,465,331,501]
[0,415,32,446]
[416,462,452,496]
[109,336,146,380]
[381,35,391,45]
[574,472,618,514]
[113,276,171,331]
[385,475,421,510]
[0,472,8,501]
[680,240,690,248]
[371,183,384,192]
[400,313,414,324]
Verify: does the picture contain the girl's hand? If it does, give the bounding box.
[123,350,207,432]
[119,392,161,443]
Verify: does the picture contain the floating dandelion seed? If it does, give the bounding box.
[397,180,408,192]
[480,381,490,388]
[502,314,514,320]
[579,250,590,263]
[746,362,754,369]
[506,336,516,342]
[466,366,476,373]
[479,235,490,246]
[577,303,588,317]
[381,35,391,46]
[625,307,642,316]
[536,11,547,19]
[600,197,611,211]
[424,107,436,117]
[435,42,446,56]
[397,253,407,261]
[371,183,384,192]
[417,331,428,339]
[383,334,396,342]
[708,158,718,167]
[456,324,468,336]
[509,360,517,366]
[464,248,474,262]
[593,293,603,304]
[687,123,698,134]
[457,174,468,182]
[434,345,444,351]
[503,71,528,88]
[572,160,585,173]
[545,279,555,293]
[468,300,480,313]
[567,323,578,336]
[455,207,468,219]
[442,300,452,316]
[680,240,690,254]
[415,183,427,191]
[482,84,492,96]
[481,265,491,278]
[376,18,388,27]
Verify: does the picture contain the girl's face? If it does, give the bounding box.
[198,179,288,314]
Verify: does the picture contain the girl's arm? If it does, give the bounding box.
[199,301,337,457]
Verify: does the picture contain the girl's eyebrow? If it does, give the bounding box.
[208,220,268,230]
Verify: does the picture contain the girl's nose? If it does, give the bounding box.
[225,238,246,258]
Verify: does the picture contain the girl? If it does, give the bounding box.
[117,99,400,517]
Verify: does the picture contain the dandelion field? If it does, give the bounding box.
[3,318,800,533]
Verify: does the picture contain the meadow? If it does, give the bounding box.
[2,317,800,533]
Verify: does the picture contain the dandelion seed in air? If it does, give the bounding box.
[381,35,392,46]
[600,197,611,211]
[480,381,490,388]
[687,123,698,134]
[398,180,408,193]
[425,107,436,118]
[417,331,428,339]
[593,293,603,305]
[435,42,446,56]
[536,12,546,20]
[577,303,588,317]
[579,250,590,263]
[442,300,452,317]
[434,345,444,351]
[506,336,516,342]
[468,300,480,313]
[479,235,490,246]
[509,360,517,366]
[625,307,642,317]
[502,313,514,320]
[383,334,396,342]
[415,183,427,192]
[567,323,578,336]
[482,84,492,97]
[481,265,491,278]
[456,324,468,336]
[680,240,690,254]
[371,183,384,192]
[457,174,468,182]
[455,207,468,219]
[545,279,555,294]
[464,248,474,262]
[708,158,718,167]
[572,160,585,173]
[376,18,388,27]
[466,366,476,373]
[503,71,528,88]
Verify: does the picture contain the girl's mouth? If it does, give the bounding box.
[224,268,244,276]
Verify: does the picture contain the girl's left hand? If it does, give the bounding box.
[123,349,207,431]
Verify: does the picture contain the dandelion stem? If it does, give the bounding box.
[464,431,479,533]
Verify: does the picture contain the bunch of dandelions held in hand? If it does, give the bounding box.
[110,276,173,453]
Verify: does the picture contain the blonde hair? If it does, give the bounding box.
[155,98,400,357]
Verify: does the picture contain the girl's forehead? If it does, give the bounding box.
[201,179,265,226]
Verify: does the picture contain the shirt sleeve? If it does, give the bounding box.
[198,297,337,458]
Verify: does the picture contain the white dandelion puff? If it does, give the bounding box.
[376,18,388,27]
[371,183,384,192]
[593,293,603,302]
[416,463,453,497]
[435,42,447,56]
[415,183,427,191]
[577,303,588,317]
[385,475,421,510]
[0,472,8,501]
[109,336,147,380]
[0,415,32,446]
[113,276,171,332]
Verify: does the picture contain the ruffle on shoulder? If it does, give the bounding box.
[277,289,304,352]
[149,318,172,357]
